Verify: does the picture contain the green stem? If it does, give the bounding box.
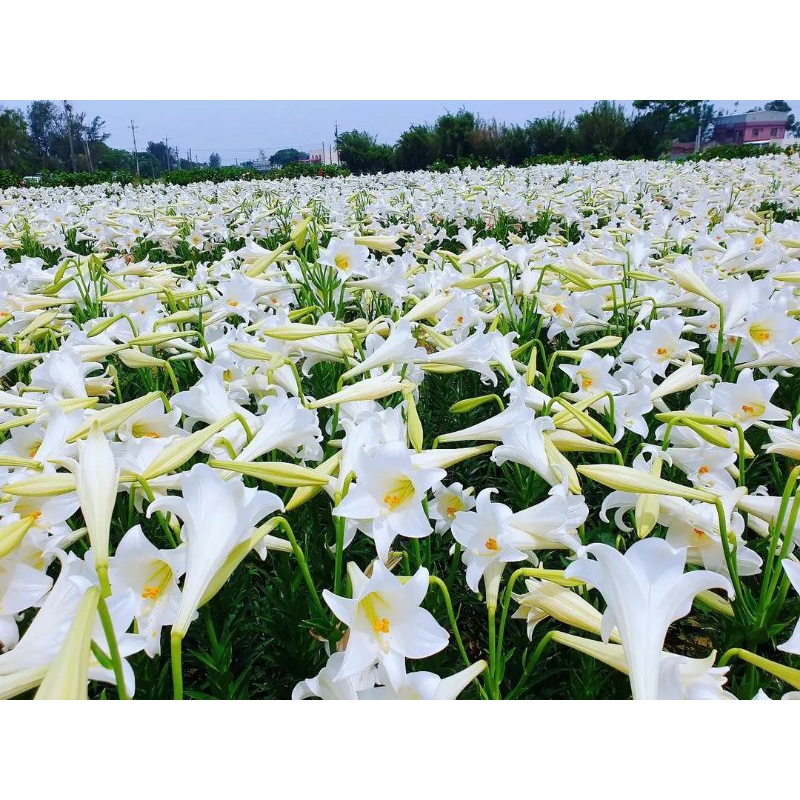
[507,630,555,699]
[487,604,498,699]
[171,631,184,700]
[95,569,130,701]
[428,575,488,700]
[273,517,326,618]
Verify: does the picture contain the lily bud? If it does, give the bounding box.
[411,444,494,470]
[551,631,628,674]
[401,291,452,323]
[663,266,720,305]
[285,453,341,511]
[35,586,100,700]
[543,436,582,493]
[525,345,538,386]
[4,474,77,497]
[308,373,410,409]
[260,323,352,341]
[68,391,163,442]
[291,217,311,250]
[117,349,167,369]
[0,515,36,559]
[577,463,716,503]
[353,234,400,253]
[634,456,663,538]
[448,395,502,414]
[404,391,424,452]
[140,414,236,480]
[208,459,332,487]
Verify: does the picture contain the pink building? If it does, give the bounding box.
[712,110,788,145]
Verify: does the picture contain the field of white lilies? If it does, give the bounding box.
[2,154,800,700]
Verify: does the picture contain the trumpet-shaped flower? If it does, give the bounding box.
[322,561,448,690]
[564,539,733,700]
[492,411,563,487]
[333,441,445,561]
[428,481,475,534]
[451,488,526,601]
[148,464,282,636]
[711,368,788,429]
[504,483,589,557]
[108,525,186,657]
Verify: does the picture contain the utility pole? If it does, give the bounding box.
[165,135,171,173]
[63,101,77,173]
[322,141,325,166]
[130,119,140,179]
[84,138,93,172]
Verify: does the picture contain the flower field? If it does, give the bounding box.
[2,153,800,701]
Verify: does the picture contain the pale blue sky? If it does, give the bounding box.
[2,100,796,165]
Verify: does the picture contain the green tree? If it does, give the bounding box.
[495,124,533,165]
[269,148,308,166]
[208,152,221,168]
[337,130,380,174]
[0,107,32,172]
[433,109,477,162]
[529,114,575,156]
[26,100,62,168]
[765,100,797,135]
[395,125,435,171]
[146,141,180,174]
[574,101,628,156]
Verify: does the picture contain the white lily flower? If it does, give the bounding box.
[55,421,120,570]
[333,440,444,562]
[322,560,448,690]
[451,488,526,604]
[565,539,733,700]
[148,464,282,636]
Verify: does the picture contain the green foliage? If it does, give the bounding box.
[529,113,575,156]
[574,100,628,156]
[683,143,796,162]
[336,130,394,174]
[395,124,437,171]
[0,169,18,189]
[269,148,308,166]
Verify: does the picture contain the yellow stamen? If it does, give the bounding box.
[334,254,350,271]
[372,617,390,634]
[485,537,500,551]
[749,324,771,344]
[382,477,415,511]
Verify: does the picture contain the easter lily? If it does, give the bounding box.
[451,488,526,604]
[54,421,120,571]
[148,464,282,637]
[565,539,733,700]
[322,561,448,690]
[333,441,445,561]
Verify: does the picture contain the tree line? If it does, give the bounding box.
[336,101,798,174]
[0,101,223,178]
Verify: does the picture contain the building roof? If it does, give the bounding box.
[714,111,789,127]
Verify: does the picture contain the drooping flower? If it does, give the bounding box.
[148,464,282,636]
[565,539,733,700]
